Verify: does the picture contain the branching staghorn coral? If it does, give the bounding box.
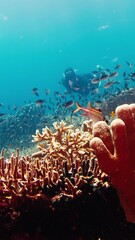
[32,120,94,165]
[90,103,135,223]
[0,120,109,213]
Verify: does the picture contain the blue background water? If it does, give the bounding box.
[0,0,135,109]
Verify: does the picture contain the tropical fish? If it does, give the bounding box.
[110,111,115,118]
[44,89,51,95]
[100,74,109,81]
[35,99,45,107]
[104,81,114,89]
[131,72,135,78]
[74,102,104,123]
[91,77,100,84]
[114,64,122,69]
[63,100,74,108]
[109,72,118,78]
[126,61,134,68]
[72,86,80,91]
[123,72,126,78]
[32,87,39,97]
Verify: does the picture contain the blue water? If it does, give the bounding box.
[0,0,135,109]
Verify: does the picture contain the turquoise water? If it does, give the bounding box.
[0,0,135,108]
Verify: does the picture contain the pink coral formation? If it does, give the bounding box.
[90,103,135,223]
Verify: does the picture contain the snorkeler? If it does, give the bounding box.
[61,68,98,96]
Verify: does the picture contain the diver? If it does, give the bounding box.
[61,68,98,96]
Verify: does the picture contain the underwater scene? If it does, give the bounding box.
[0,0,135,239]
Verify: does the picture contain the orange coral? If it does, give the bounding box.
[90,103,135,223]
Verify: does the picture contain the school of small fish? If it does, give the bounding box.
[0,60,135,151]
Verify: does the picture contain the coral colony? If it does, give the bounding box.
[91,103,135,223]
[0,104,135,239]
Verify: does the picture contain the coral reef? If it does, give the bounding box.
[90,103,135,223]
[0,120,113,239]
[101,88,135,116]
[0,114,135,239]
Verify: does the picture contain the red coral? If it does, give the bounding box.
[90,103,135,223]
